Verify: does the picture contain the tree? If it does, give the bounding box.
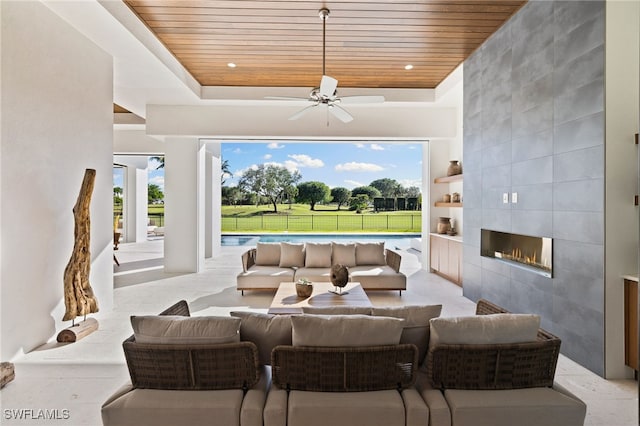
[370,178,402,197]
[113,186,123,205]
[351,185,381,200]
[150,156,164,169]
[222,186,242,206]
[403,186,421,198]
[284,185,298,209]
[349,194,369,213]
[297,181,330,210]
[330,187,351,210]
[221,159,232,185]
[148,183,164,204]
[238,164,301,213]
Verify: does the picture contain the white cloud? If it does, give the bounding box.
[233,148,243,154]
[355,143,365,149]
[398,178,422,188]
[335,162,384,172]
[288,154,324,168]
[263,154,272,160]
[344,179,364,188]
[234,164,259,177]
[283,160,299,172]
[267,142,285,149]
[370,144,385,151]
[149,175,165,189]
[147,157,163,171]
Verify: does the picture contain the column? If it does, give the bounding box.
[114,155,149,243]
[164,137,205,272]
[204,142,222,258]
[421,142,431,269]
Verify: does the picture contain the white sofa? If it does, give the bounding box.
[237,241,406,294]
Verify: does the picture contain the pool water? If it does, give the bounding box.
[221,234,420,250]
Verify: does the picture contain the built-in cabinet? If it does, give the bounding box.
[430,234,463,286]
[623,278,638,371]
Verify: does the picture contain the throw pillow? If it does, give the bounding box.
[254,242,281,266]
[304,243,332,268]
[428,313,540,350]
[372,305,442,364]
[279,242,305,268]
[291,314,403,347]
[331,242,357,267]
[355,242,386,265]
[131,315,241,345]
[230,311,292,365]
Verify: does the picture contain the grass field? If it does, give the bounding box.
[115,203,422,232]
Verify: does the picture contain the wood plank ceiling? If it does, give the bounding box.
[124,1,527,89]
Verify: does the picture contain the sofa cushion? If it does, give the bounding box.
[291,314,403,347]
[279,242,305,268]
[230,311,292,365]
[301,306,372,315]
[304,243,332,267]
[294,267,331,283]
[348,265,406,290]
[372,305,442,363]
[429,314,540,350]
[331,242,357,267]
[131,315,241,345]
[287,390,405,426]
[254,242,281,266]
[355,242,386,265]
[444,387,587,426]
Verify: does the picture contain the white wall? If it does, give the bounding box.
[604,0,640,378]
[1,2,113,360]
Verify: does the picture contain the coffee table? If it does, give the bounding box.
[268,281,372,315]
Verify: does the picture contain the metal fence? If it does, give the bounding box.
[222,214,421,232]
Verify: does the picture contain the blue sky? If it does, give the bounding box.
[223,142,423,190]
[113,143,423,192]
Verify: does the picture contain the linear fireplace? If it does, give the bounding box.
[481,229,552,278]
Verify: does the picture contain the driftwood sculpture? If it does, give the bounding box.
[62,169,99,322]
[330,264,349,295]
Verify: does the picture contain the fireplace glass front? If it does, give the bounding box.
[481,229,552,277]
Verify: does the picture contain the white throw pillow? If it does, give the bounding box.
[355,242,386,265]
[291,314,404,347]
[254,242,281,266]
[428,314,540,350]
[279,242,305,268]
[230,311,292,365]
[131,315,241,345]
[331,242,357,267]
[304,243,332,268]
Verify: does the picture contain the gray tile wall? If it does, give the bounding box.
[462,0,605,376]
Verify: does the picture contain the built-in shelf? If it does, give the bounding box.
[434,174,463,184]
[434,202,463,208]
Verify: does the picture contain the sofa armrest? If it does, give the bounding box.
[263,385,288,426]
[385,249,402,273]
[242,248,257,272]
[401,388,430,426]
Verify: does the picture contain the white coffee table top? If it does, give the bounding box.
[268,281,372,315]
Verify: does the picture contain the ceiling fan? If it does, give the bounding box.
[266,8,385,123]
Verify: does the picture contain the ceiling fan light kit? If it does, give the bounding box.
[266,8,385,124]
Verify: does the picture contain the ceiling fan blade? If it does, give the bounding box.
[319,75,338,98]
[265,96,309,101]
[328,104,353,123]
[288,104,318,120]
[339,95,385,104]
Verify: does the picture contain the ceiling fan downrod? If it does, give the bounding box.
[319,8,330,77]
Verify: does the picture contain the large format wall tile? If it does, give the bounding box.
[462,0,605,376]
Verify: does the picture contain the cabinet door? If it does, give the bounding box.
[439,239,450,277]
[448,241,462,286]
[624,279,638,370]
[430,236,441,271]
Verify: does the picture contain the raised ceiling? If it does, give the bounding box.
[124,1,526,89]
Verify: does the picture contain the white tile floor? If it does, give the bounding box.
[1,240,637,425]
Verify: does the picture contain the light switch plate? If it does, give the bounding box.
[503,193,509,204]
[512,192,518,203]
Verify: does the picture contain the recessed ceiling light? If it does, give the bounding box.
[227,62,237,68]
[404,64,413,70]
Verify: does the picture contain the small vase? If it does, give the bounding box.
[442,194,451,203]
[437,217,451,234]
[447,160,462,176]
[295,283,313,298]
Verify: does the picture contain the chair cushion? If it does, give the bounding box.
[331,242,357,267]
[287,390,405,426]
[429,314,540,350]
[355,242,386,265]
[131,315,241,345]
[254,242,281,266]
[372,305,442,363]
[291,314,403,347]
[230,311,292,365]
[279,242,305,268]
[305,243,332,267]
[444,387,587,426]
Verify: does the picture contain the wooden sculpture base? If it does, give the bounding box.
[56,318,99,343]
[1,362,15,388]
